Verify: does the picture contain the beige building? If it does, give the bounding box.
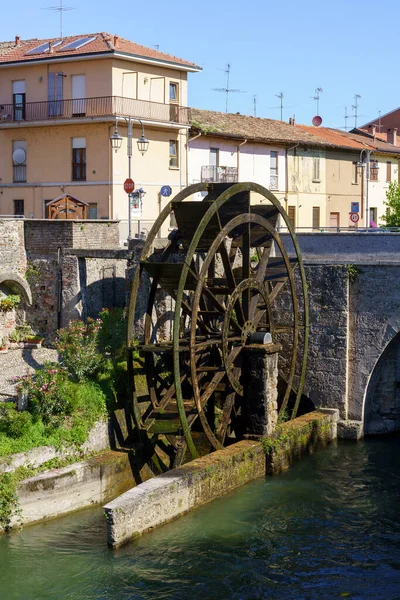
[0,33,200,239]
[189,110,400,230]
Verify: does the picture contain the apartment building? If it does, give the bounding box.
[0,32,200,238]
[188,109,400,229]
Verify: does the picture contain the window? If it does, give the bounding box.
[312,207,320,230]
[210,148,219,166]
[72,137,86,181]
[386,161,392,182]
[169,140,178,168]
[88,203,98,219]
[169,82,179,102]
[352,162,358,184]
[369,207,377,226]
[14,199,24,216]
[12,80,25,121]
[48,72,64,117]
[313,157,321,182]
[12,141,27,182]
[270,151,278,189]
[370,160,378,181]
[288,206,296,227]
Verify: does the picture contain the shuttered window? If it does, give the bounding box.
[386,161,392,182]
[312,207,320,230]
[288,206,296,228]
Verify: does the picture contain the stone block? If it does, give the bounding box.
[337,420,364,440]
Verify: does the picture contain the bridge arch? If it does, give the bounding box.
[363,328,400,435]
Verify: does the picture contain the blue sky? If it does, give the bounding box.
[1,0,398,128]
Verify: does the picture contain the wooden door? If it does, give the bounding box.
[330,212,340,229]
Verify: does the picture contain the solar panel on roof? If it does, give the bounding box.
[58,36,97,52]
[24,41,62,55]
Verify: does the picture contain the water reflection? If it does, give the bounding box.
[1,437,400,599]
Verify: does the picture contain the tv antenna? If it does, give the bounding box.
[378,109,382,132]
[344,106,349,132]
[212,64,245,113]
[275,92,284,121]
[42,0,76,38]
[352,94,361,128]
[311,87,323,115]
[253,95,257,117]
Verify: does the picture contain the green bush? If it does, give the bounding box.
[98,307,127,363]
[15,363,71,426]
[0,404,32,439]
[55,319,103,381]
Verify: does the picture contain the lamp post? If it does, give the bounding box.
[110,118,149,241]
[357,150,379,228]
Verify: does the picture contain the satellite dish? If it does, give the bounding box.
[12,148,26,165]
[312,115,322,127]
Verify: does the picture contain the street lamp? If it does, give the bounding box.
[357,149,379,227]
[110,118,149,241]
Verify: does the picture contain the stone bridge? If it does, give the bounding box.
[282,232,400,438]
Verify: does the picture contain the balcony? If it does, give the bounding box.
[0,96,191,126]
[201,165,238,183]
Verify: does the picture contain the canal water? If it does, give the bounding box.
[1,437,400,600]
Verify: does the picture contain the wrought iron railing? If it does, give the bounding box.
[201,165,238,183]
[0,96,191,125]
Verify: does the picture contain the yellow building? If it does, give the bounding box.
[0,33,201,239]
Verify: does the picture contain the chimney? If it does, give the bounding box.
[289,116,295,126]
[387,128,398,146]
[113,34,119,47]
[15,35,20,47]
[369,124,376,139]
[48,41,53,53]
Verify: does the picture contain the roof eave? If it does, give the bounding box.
[113,51,201,72]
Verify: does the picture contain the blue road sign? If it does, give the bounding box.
[160,185,172,197]
[351,202,360,213]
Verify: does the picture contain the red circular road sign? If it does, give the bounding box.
[124,178,135,194]
[350,212,359,223]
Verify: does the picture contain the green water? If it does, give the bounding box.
[1,437,400,600]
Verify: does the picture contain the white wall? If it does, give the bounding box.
[187,137,286,202]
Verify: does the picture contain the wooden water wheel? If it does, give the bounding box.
[127,182,309,470]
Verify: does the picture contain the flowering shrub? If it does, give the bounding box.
[55,318,103,382]
[14,363,71,425]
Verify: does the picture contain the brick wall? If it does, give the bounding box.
[24,220,120,253]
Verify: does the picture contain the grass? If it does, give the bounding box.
[0,380,107,458]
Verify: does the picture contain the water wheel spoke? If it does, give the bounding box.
[217,390,237,443]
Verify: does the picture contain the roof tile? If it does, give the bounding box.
[0,32,200,70]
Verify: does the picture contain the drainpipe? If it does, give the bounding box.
[186,132,202,187]
[108,124,114,219]
[237,139,247,180]
[284,143,299,229]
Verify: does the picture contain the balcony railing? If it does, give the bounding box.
[269,174,278,190]
[0,96,191,125]
[201,165,238,183]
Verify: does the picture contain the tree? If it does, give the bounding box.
[381,181,400,227]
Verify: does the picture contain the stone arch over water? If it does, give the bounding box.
[364,332,400,435]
